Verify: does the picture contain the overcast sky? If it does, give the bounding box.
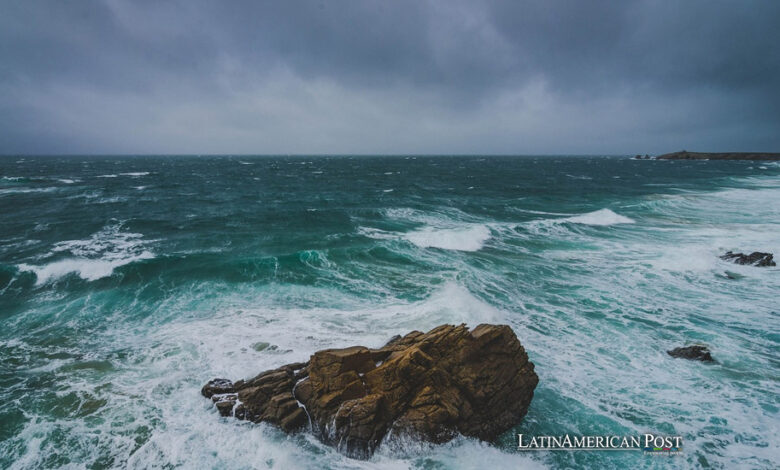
[1,0,778,155]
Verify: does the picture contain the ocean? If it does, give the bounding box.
[0,155,777,469]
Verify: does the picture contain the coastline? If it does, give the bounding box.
[654,151,780,160]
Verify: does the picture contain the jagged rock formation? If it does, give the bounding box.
[667,345,715,362]
[720,251,775,267]
[655,151,780,161]
[202,324,538,459]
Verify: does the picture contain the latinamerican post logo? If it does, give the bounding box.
[517,434,682,455]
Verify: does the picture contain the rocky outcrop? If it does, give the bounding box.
[655,151,780,161]
[720,251,775,267]
[667,345,715,362]
[202,324,538,459]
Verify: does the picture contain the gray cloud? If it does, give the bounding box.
[1,0,778,154]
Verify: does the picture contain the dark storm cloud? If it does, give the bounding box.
[1,0,778,154]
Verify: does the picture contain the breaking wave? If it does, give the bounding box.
[402,225,491,251]
[358,207,494,252]
[17,223,154,285]
[562,208,635,226]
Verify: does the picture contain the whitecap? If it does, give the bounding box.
[119,172,150,177]
[403,225,491,251]
[367,207,493,251]
[94,196,128,204]
[562,208,635,226]
[19,253,153,285]
[511,208,573,216]
[357,226,397,241]
[357,226,402,241]
[17,223,155,284]
[0,187,58,196]
[97,174,118,178]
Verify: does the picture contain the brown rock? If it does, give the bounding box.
[202,324,538,459]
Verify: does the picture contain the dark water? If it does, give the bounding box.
[1,156,778,469]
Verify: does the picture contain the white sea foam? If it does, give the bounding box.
[519,208,635,238]
[565,174,593,180]
[94,196,129,204]
[96,174,118,178]
[357,226,397,240]
[17,223,154,284]
[4,280,511,468]
[403,225,491,251]
[510,208,572,216]
[0,187,58,196]
[359,223,493,251]
[383,207,422,220]
[562,208,635,225]
[119,172,150,176]
[368,207,493,251]
[19,255,153,285]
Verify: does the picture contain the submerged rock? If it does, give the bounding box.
[251,341,271,351]
[202,324,538,459]
[720,251,775,267]
[667,345,715,363]
[721,270,743,280]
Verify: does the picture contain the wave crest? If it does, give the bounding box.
[562,208,635,226]
[19,255,153,285]
[403,225,491,251]
[17,223,155,285]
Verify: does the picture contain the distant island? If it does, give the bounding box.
[652,151,780,161]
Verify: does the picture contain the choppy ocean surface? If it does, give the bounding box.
[0,156,777,469]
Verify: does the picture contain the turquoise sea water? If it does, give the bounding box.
[0,156,777,469]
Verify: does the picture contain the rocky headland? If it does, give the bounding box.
[202,323,538,459]
[654,151,780,161]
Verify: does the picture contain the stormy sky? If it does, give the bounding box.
[1,0,778,155]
